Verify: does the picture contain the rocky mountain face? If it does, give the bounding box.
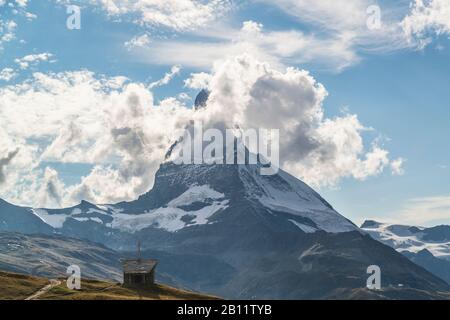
[1,159,449,298]
[0,199,53,234]
[362,220,450,284]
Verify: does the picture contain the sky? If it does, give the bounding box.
[0,0,449,227]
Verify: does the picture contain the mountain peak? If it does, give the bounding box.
[122,159,357,234]
[417,248,434,258]
[194,89,209,110]
[360,220,382,229]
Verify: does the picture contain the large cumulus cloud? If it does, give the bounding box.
[0,55,402,208]
[196,55,401,186]
[0,70,192,207]
[401,0,450,48]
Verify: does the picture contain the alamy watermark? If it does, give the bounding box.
[66,5,81,30]
[67,264,81,290]
[366,5,382,30]
[366,265,381,290]
[170,121,279,176]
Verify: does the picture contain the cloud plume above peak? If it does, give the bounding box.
[197,55,401,186]
[0,55,402,207]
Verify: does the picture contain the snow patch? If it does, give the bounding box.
[30,185,228,233]
[168,184,225,207]
[31,206,110,229]
[32,209,67,228]
[74,217,103,224]
[111,184,228,233]
[363,222,450,260]
[111,199,228,233]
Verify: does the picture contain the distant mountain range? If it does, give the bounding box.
[361,220,450,284]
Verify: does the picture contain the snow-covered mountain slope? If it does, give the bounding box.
[238,164,356,233]
[24,160,356,236]
[361,220,450,284]
[111,184,229,233]
[361,220,450,260]
[28,184,229,234]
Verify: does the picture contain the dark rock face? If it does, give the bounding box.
[421,225,450,242]
[194,89,209,110]
[402,250,450,285]
[360,220,381,229]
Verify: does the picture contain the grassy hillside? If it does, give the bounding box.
[0,271,219,300]
[41,279,219,300]
[0,271,49,300]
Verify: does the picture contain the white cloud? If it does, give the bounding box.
[266,1,414,53]
[0,0,36,47]
[391,157,406,175]
[178,92,191,101]
[266,0,450,53]
[387,196,450,226]
[264,0,371,31]
[86,1,447,71]
[14,52,55,69]
[0,19,17,44]
[82,1,374,70]
[284,117,391,186]
[15,0,28,8]
[184,72,212,89]
[0,68,17,81]
[124,34,151,50]
[148,65,181,89]
[241,20,263,35]
[92,0,232,32]
[0,70,193,207]
[192,54,400,187]
[0,55,401,207]
[24,11,37,20]
[401,0,450,49]
[135,20,361,71]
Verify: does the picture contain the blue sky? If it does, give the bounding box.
[0,0,449,226]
